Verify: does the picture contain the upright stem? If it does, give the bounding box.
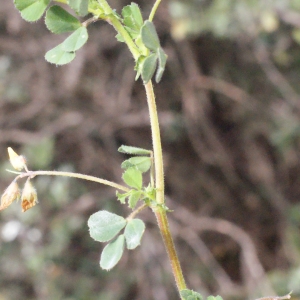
[144,81,187,297]
[144,81,164,204]
[154,206,187,293]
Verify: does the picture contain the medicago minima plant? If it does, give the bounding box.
[1,1,291,299]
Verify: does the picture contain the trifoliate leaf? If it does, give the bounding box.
[45,44,76,65]
[14,0,50,22]
[88,210,126,242]
[45,5,81,34]
[61,27,88,52]
[100,234,125,270]
[124,219,145,249]
[122,3,143,38]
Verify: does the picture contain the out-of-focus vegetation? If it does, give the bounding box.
[1,0,300,299]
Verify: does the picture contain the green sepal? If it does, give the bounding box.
[14,0,50,22]
[45,5,82,34]
[100,234,125,270]
[45,44,76,65]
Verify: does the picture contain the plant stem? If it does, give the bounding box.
[144,81,164,204]
[148,0,161,21]
[97,0,140,60]
[126,203,148,220]
[77,0,187,296]
[144,81,187,297]
[97,0,113,15]
[17,171,130,192]
[154,207,187,294]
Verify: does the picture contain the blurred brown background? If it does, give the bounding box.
[1,0,300,299]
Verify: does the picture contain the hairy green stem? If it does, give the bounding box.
[17,170,130,192]
[97,0,140,60]
[144,81,187,297]
[127,203,148,220]
[149,0,161,21]
[54,0,187,297]
[154,207,187,294]
[97,0,112,14]
[144,81,164,204]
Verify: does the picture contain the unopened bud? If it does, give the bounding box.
[21,180,38,212]
[0,181,20,211]
[8,147,27,171]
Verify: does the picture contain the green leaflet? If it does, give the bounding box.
[124,219,145,249]
[118,145,151,155]
[141,21,160,51]
[121,156,151,173]
[61,27,88,52]
[45,44,76,65]
[122,167,143,190]
[45,27,88,65]
[155,47,168,83]
[68,0,89,17]
[45,5,82,34]
[122,3,143,39]
[100,235,125,270]
[88,210,126,243]
[14,0,50,22]
[141,53,157,83]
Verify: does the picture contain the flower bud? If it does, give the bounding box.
[8,147,27,171]
[21,180,38,212]
[0,181,20,211]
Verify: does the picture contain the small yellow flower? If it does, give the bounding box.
[8,147,27,171]
[21,180,38,212]
[0,181,20,211]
